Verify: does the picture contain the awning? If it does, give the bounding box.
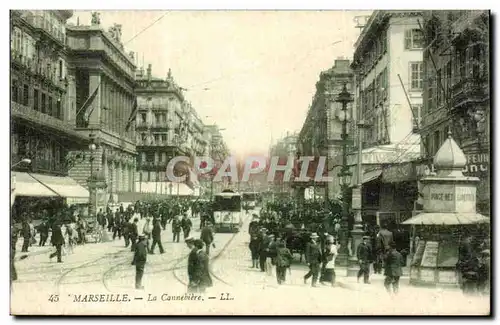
[28,173,90,200]
[362,169,382,184]
[12,172,59,197]
[402,212,490,225]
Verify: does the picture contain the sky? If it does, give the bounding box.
[69,10,371,158]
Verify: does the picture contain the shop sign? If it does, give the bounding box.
[382,162,415,183]
[347,150,398,165]
[416,152,489,179]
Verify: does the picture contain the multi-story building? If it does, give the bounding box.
[65,17,137,206]
[419,10,490,214]
[10,10,93,219]
[322,59,354,200]
[296,58,354,202]
[202,124,230,196]
[134,65,206,196]
[269,133,298,198]
[350,10,424,226]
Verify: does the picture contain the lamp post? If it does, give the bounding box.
[88,141,97,218]
[347,120,367,276]
[335,83,353,267]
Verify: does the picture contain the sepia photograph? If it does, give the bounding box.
[8,7,491,316]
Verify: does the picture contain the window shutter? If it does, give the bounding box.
[404,30,412,49]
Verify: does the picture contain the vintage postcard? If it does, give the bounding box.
[10,9,490,316]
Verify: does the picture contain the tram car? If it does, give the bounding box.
[212,190,243,233]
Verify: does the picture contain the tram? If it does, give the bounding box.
[212,190,243,233]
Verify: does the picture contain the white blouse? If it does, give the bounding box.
[325,245,339,269]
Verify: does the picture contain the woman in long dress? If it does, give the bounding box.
[320,236,339,286]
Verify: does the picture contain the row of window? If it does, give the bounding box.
[139,151,169,164]
[137,171,168,182]
[138,133,170,145]
[425,43,488,114]
[11,81,63,119]
[11,26,66,83]
[360,67,389,117]
[28,11,67,44]
[359,29,388,75]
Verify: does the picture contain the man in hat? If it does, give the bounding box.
[132,234,148,289]
[384,241,404,294]
[49,221,65,263]
[185,236,198,292]
[130,218,139,251]
[357,235,372,284]
[181,214,193,240]
[200,221,215,256]
[258,228,270,272]
[172,215,182,243]
[150,217,164,254]
[248,214,260,237]
[304,232,322,287]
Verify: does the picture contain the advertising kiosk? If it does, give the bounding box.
[402,132,489,287]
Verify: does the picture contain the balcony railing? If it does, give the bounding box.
[11,51,68,91]
[11,101,85,139]
[450,76,489,109]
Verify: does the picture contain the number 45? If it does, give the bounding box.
[48,294,59,302]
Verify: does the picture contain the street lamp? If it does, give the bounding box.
[11,158,32,168]
[335,82,353,267]
[88,140,97,218]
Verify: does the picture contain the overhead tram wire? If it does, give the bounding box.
[123,11,170,46]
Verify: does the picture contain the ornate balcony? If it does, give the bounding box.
[11,101,87,141]
[450,76,489,109]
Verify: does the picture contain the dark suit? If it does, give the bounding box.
[132,239,148,289]
[304,241,322,286]
[357,242,372,283]
[172,219,182,243]
[150,220,164,254]
[200,226,214,255]
[130,223,139,251]
[193,250,213,293]
[384,248,404,293]
[181,218,192,239]
[258,235,270,272]
[187,248,199,292]
[49,224,64,262]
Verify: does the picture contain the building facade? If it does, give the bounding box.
[296,59,354,202]
[420,10,490,214]
[65,18,137,205]
[350,10,424,225]
[270,133,298,198]
[202,124,230,196]
[134,65,209,196]
[10,10,94,218]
